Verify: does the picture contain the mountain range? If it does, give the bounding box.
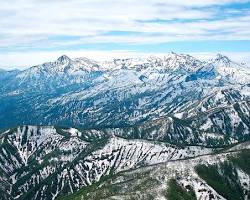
[0,52,250,200]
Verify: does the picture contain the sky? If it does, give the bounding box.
[1,0,250,69]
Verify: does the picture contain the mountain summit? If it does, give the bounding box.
[56,55,71,64]
[0,52,249,131]
[0,53,250,200]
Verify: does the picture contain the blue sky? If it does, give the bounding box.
[0,0,250,68]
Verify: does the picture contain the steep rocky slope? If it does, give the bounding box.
[0,126,215,200]
[0,53,250,200]
[60,145,250,200]
[0,53,249,133]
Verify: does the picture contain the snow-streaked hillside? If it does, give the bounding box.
[0,125,216,200]
[1,125,250,200]
[59,142,250,200]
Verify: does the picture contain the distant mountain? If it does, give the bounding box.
[0,53,249,139]
[1,53,250,200]
[0,69,20,81]
[211,54,250,84]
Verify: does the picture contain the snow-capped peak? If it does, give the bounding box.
[8,52,250,92]
[163,52,203,72]
[209,54,250,84]
[213,54,232,65]
[56,55,71,64]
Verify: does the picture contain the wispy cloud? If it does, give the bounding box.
[0,0,250,67]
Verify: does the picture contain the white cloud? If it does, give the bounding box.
[0,0,249,49]
[0,0,249,67]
